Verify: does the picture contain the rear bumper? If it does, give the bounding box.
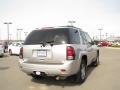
[19,59,79,77]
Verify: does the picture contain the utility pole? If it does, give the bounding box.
[68,21,76,26]
[98,28,103,41]
[9,34,12,41]
[106,33,108,40]
[4,22,12,44]
[16,29,18,41]
[17,29,23,41]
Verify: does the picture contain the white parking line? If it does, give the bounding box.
[29,84,48,90]
[29,86,35,90]
[39,85,48,90]
[106,47,120,49]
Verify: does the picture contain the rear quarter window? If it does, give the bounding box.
[69,29,80,44]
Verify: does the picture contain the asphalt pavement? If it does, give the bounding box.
[0,47,120,90]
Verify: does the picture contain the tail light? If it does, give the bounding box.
[66,46,75,60]
[19,47,23,59]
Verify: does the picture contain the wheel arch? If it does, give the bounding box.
[81,55,87,65]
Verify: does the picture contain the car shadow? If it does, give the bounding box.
[3,54,9,57]
[86,65,96,78]
[0,66,10,70]
[0,52,11,58]
[31,77,78,87]
[31,65,98,86]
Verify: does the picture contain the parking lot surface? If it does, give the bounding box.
[0,47,120,90]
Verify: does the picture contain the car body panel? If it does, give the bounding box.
[8,42,23,55]
[19,26,98,78]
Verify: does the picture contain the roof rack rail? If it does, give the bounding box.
[39,25,82,30]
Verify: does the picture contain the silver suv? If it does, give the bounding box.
[19,26,99,83]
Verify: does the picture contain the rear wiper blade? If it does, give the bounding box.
[46,40,55,46]
[39,41,46,47]
[46,40,54,43]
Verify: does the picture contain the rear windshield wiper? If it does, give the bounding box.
[46,40,55,46]
[46,40,54,43]
[39,41,46,47]
[39,40,54,47]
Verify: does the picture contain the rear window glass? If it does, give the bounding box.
[24,28,70,45]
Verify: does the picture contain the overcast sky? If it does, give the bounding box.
[0,0,120,40]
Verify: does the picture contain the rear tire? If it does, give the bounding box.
[68,60,87,83]
[9,49,12,56]
[92,51,99,66]
[31,74,42,79]
[93,55,99,66]
[0,54,3,57]
[76,60,86,83]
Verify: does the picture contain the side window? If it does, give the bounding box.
[80,31,87,45]
[70,29,80,44]
[85,33,92,43]
[16,43,21,46]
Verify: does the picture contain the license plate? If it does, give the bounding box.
[37,50,47,57]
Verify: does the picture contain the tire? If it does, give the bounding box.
[69,60,87,83]
[92,51,99,66]
[76,60,87,83]
[31,74,42,79]
[9,49,12,56]
[0,54,3,57]
[93,55,99,66]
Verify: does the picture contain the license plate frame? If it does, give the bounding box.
[37,50,47,57]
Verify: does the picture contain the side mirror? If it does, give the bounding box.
[89,41,95,45]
